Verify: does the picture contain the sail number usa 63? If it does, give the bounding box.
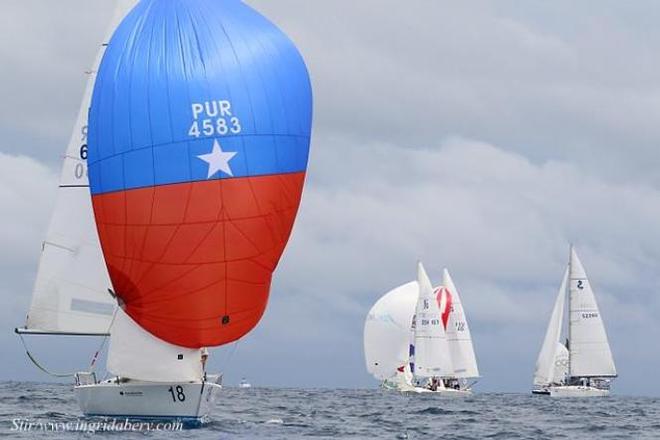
[188,100,241,138]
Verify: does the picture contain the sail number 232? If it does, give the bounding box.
[168,386,186,403]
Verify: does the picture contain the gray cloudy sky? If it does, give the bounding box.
[1,1,660,396]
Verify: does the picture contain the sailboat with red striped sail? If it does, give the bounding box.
[364,264,479,395]
[16,0,312,422]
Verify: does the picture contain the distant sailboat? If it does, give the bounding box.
[533,247,617,397]
[364,263,479,395]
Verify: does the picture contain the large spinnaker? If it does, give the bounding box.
[21,0,139,336]
[363,282,418,381]
[88,0,313,348]
[568,249,616,378]
[534,268,568,386]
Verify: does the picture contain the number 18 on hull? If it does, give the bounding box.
[75,374,222,424]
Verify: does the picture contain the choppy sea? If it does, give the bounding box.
[1,382,658,439]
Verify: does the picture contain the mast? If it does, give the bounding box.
[567,244,572,380]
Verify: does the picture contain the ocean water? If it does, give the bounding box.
[1,382,659,439]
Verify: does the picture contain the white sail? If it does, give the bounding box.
[442,269,479,379]
[533,268,568,386]
[21,1,138,335]
[568,248,616,377]
[107,308,204,383]
[413,263,453,378]
[364,281,418,381]
[553,343,569,384]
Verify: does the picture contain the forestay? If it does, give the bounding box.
[21,0,139,335]
[534,268,568,386]
[443,269,479,379]
[413,263,453,378]
[364,282,418,381]
[568,249,616,378]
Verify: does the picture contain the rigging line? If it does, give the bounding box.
[89,306,120,371]
[18,334,75,378]
[221,341,240,371]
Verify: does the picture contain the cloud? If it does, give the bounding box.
[251,0,660,187]
[265,136,660,392]
[0,1,113,164]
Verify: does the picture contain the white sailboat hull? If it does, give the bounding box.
[74,374,222,423]
[548,385,609,398]
[402,387,472,397]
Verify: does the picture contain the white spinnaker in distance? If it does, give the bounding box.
[413,263,453,379]
[533,268,568,386]
[107,309,204,382]
[442,269,479,379]
[568,248,616,378]
[22,0,139,335]
[364,282,418,381]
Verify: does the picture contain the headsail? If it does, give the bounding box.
[20,0,138,336]
[107,309,203,383]
[442,269,479,379]
[552,342,569,384]
[533,268,568,386]
[413,263,453,378]
[568,248,616,378]
[364,282,418,381]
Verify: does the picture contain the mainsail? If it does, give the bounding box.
[534,268,568,386]
[568,248,616,378]
[442,269,479,379]
[19,0,139,336]
[364,282,418,381]
[412,263,453,378]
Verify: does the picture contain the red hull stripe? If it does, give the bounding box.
[92,172,306,348]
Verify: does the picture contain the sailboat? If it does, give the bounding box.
[16,0,313,422]
[364,263,479,395]
[532,246,617,397]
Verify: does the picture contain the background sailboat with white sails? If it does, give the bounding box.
[533,246,617,397]
[364,263,479,395]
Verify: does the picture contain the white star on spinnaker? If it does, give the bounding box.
[197,139,238,178]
